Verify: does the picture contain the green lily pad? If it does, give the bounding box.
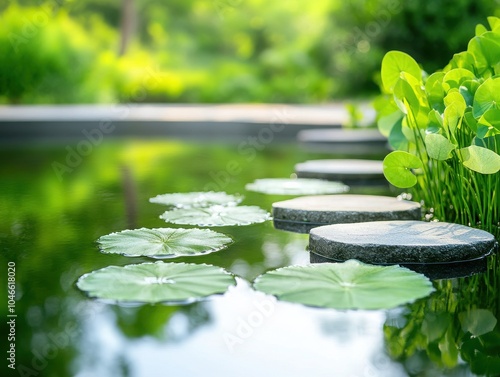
[76,262,236,304]
[245,178,348,195]
[254,260,434,310]
[160,205,271,226]
[383,151,423,188]
[97,228,233,258]
[149,191,243,208]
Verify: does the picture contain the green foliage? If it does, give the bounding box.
[376,17,500,237]
[384,268,500,375]
[0,5,98,103]
[1,1,499,103]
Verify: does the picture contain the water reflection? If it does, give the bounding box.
[383,259,500,376]
[72,280,408,377]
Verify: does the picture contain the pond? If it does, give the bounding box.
[1,140,499,377]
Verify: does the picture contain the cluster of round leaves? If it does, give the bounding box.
[377,16,500,188]
[77,191,269,304]
[153,191,271,227]
[77,190,435,310]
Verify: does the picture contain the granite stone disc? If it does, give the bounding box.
[294,159,387,186]
[272,194,421,233]
[309,220,497,264]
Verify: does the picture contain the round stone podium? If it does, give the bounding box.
[309,220,497,265]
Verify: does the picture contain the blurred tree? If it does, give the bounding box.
[1,0,498,103]
[119,0,136,55]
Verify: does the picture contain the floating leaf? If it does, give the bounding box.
[77,262,236,304]
[149,191,243,208]
[425,134,456,160]
[253,260,434,310]
[245,178,348,195]
[459,309,497,337]
[381,51,422,92]
[97,228,232,258]
[458,145,500,174]
[383,151,423,188]
[160,205,271,226]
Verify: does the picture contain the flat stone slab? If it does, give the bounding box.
[309,220,497,264]
[272,195,421,233]
[295,159,386,186]
[298,129,389,155]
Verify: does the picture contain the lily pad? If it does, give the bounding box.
[245,178,348,195]
[160,205,271,226]
[253,260,434,310]
[149,191,243,208]
[97,228,233,258]
[76,262,236,304]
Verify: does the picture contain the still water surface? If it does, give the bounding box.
[0,140,498,377]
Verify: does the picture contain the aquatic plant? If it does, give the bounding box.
[253,259,434,310]
[77,262,236,304]
[97,227,232,258]
[376,17,500,238]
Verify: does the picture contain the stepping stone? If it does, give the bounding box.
[297,129,389,155]
[309,220,497,265]
[272,194,421,233]
[295,159,386,186]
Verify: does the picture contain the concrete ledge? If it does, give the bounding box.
[0,103,375,143]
